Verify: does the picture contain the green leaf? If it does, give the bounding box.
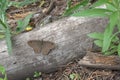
[72,8,112,17]
[0,65,5,75]
[110,44,117,49]
[16,13,33,33]
[102,12,119,53]
[33,72,41,78]
[63,0,89,16]
[87,32,103,40]
[109,12,118,29]
[102,11,118,53]
[3,74,7,80]
[25,78,30,80]
[112,36,119,42]
[0,24,5,30]
[102,25,112,53]
[0,78,4,80]
[66,0,72,10]
[106,3,117,11]
[104,48,117,55]
[0,19,7,29]
[104,42,118,55]
[94,40,103,47]
[69,73,75,80]
[106,31,120,55]
[91,0,108,8]
[0,34,5,39]
[110,31,120,42]
[5,28,12,55]
[0,0,10,12]
[112,0,119,8]
[117,43,120,56]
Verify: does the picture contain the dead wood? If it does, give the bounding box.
[79,51,120,70]
[0,17,108,80]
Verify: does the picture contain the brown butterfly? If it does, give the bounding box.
[27,40,55,55]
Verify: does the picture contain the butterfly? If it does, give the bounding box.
[27,40,55,55]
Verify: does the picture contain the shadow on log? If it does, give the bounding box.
[0,17,108,80]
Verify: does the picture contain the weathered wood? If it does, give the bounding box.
[0,17,108,80]
[79,51,120,70]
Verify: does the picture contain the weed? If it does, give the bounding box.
[0,65,7,80]
[69,73,80,80]
[33,71,41,78]
[0,0,33,54]
[64,0,120,56]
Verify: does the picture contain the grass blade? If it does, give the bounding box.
[106,3,117,11]
[5,28,12,55]
[72,8,112,17]
[87,32,103,40]
[117,43,120,56]
[109,11,118,28]
[0,19,7,29]
[94,40,103,47]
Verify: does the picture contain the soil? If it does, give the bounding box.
[41,59,120,80]
[6,0,120,80]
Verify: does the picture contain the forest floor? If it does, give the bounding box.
[7,0,120,80]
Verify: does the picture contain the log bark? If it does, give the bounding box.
[79,51,120,70]
[0,17,108,80]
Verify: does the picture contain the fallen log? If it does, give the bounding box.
[0,17,108,80]
[79,51,120,70]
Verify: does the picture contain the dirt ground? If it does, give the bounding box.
[7,0,120,80]
[40,59,120,80]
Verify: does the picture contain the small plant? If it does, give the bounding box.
[0,0,33,54]
[64,0,120,56]
[69,73,80,80]
[25,77,31,80]
[0,65,7,80]
[25,71,41,80]
[15,14,33,33]
[0,0,13,54]
[63,0,91,16]
[33,71,41,78]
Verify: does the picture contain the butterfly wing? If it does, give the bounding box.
[41,41,55,55]
[27,40,43,53]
